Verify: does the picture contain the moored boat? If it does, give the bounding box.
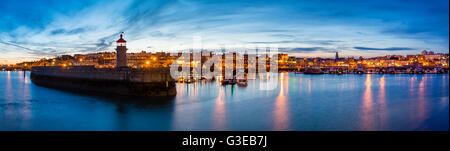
[303,67,324,74]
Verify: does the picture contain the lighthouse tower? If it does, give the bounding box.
[116,33,128,68]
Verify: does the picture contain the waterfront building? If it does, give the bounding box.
[10,45,450,74]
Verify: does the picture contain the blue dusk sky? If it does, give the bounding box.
[0,0,448,64]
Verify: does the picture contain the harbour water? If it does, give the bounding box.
[0,71,448,131]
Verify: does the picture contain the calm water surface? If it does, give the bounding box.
[0,71,448,131]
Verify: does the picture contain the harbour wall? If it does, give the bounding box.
[31,66,176,96]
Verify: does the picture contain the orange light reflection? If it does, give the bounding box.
[273,73,290,130]
[360,74,375,130]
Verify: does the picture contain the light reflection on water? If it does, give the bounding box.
[273,72,290,130]
[378,75,387,130]
[0,71,448,131]
[418,75,427,126]
[213,86,226,130]
[360,74,375,130]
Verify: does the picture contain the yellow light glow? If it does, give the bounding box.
[146,61,150,65]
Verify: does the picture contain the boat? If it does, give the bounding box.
[237,79,248,87]
[221,79,237,85]
[415,67,424,74]
[183,78,194,83]
[303,67,324,74]
[356,70,365,74]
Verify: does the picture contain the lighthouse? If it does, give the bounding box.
[116,32,128,68]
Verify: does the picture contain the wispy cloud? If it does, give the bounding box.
[50,27,88,35]
[353,47,415,51]
[279,47,336,53]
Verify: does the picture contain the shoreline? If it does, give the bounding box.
[1,70,449,74]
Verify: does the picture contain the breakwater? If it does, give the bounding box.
[30,66,176,96]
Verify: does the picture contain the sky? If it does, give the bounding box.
[0,0,448,64]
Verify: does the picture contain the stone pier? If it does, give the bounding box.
[31,66,176,96]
